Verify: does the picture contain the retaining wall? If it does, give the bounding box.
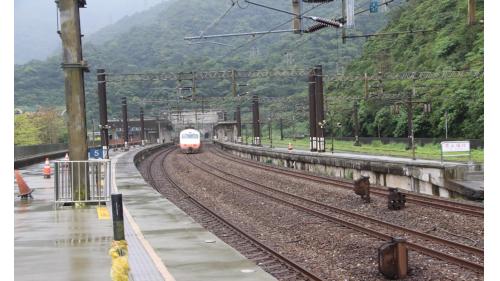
[214,141,481,200]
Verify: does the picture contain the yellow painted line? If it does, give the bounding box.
[97,206,110,220]
[112,152,176,281]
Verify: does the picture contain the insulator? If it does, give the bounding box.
[304,22,329,33]
[310,16,343,28]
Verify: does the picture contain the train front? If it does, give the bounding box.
[179,129,201,153]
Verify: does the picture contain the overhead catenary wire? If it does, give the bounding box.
[199,0,237,37]
[220,1,330,60]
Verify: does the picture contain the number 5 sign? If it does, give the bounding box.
[88,147,104,159]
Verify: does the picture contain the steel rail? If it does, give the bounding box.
[194,154,483,255]
[211,148,484,217]
[185,154,483,273]
[145,147,325,281]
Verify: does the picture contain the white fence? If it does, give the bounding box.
[54,160,112,204]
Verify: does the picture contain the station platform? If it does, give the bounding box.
[14,145,276,281]
[215,141,484,200]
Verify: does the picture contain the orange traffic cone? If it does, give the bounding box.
[43,158,51,179]
[288,143,293,151]
[14,170,34,199]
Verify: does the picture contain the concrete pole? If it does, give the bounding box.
[236,106,242,142]
[468,0,476,25]
[445,111,448,139]
[97,69,109,158]
[308,70,317,151]
[407,88,415,160]
[292,0,302,34]
[140,107,145,146]
[252,95,261,146]
[353,100,361,146]
[280,118,283,140]
[121,97,129,149]
[342,0,347,43]
[58,0,88,161]
[315,65,325,152]
[57,0,89,202]
[231,70,237,97]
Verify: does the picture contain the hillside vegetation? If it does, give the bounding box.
[15,0,389,115]
[329,0,483,139]
[14,0,483,143]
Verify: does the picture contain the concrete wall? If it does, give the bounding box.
[214,141,479,199]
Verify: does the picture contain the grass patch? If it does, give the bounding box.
[259,136,483,163]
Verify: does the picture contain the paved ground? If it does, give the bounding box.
[14,146,277,281]
[14,162,114,281]
[115,146,277,281]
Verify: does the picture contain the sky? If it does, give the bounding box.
[14,0,167,64]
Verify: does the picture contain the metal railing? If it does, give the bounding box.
[54,160,112,204]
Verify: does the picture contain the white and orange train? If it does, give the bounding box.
[178,128,202,153]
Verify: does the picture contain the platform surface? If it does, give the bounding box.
[14,146,276,281]
[115,145,277,281]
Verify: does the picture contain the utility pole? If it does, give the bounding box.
[252,95,261,146]
[341,0,346,43]
[308,70,317,151]
[122,97,129,149]
[292,0,302,34]
[445,110,448,139]
[330,113,335,153]
[91,119,95,147]
[268,114,273,148]
[57,0,89,202]
[353,100,361,146]
[231,69,237,97]
[407,83,416,160]
[140,107,145,146]
[236,106,242,143]
[280,118,283,140]
[57,0,88,160]
[468,0,476,25]
[97,68,109,158]
[315,65,325,152]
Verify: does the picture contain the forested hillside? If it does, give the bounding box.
[14,0,483,142]
[329,0,483,139]
[15,0,390,117]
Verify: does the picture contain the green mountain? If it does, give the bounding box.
[14,0,390,117]
[14,0,483,140]
[329,0,484,139]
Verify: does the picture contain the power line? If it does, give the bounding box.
[199,0,236,37]
[342,29,435,39]
[219,1,330,60]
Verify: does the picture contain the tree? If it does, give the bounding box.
[14,114,40,145]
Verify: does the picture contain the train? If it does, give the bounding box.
[178,128,202,153]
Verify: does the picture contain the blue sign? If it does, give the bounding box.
[88,147,104,159]
[370,0,379,13]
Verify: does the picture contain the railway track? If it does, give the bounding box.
[143,146,325,281]
[210,147,483,217]
[186,152,484,273]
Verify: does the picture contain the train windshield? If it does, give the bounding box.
[181,132,199,139]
